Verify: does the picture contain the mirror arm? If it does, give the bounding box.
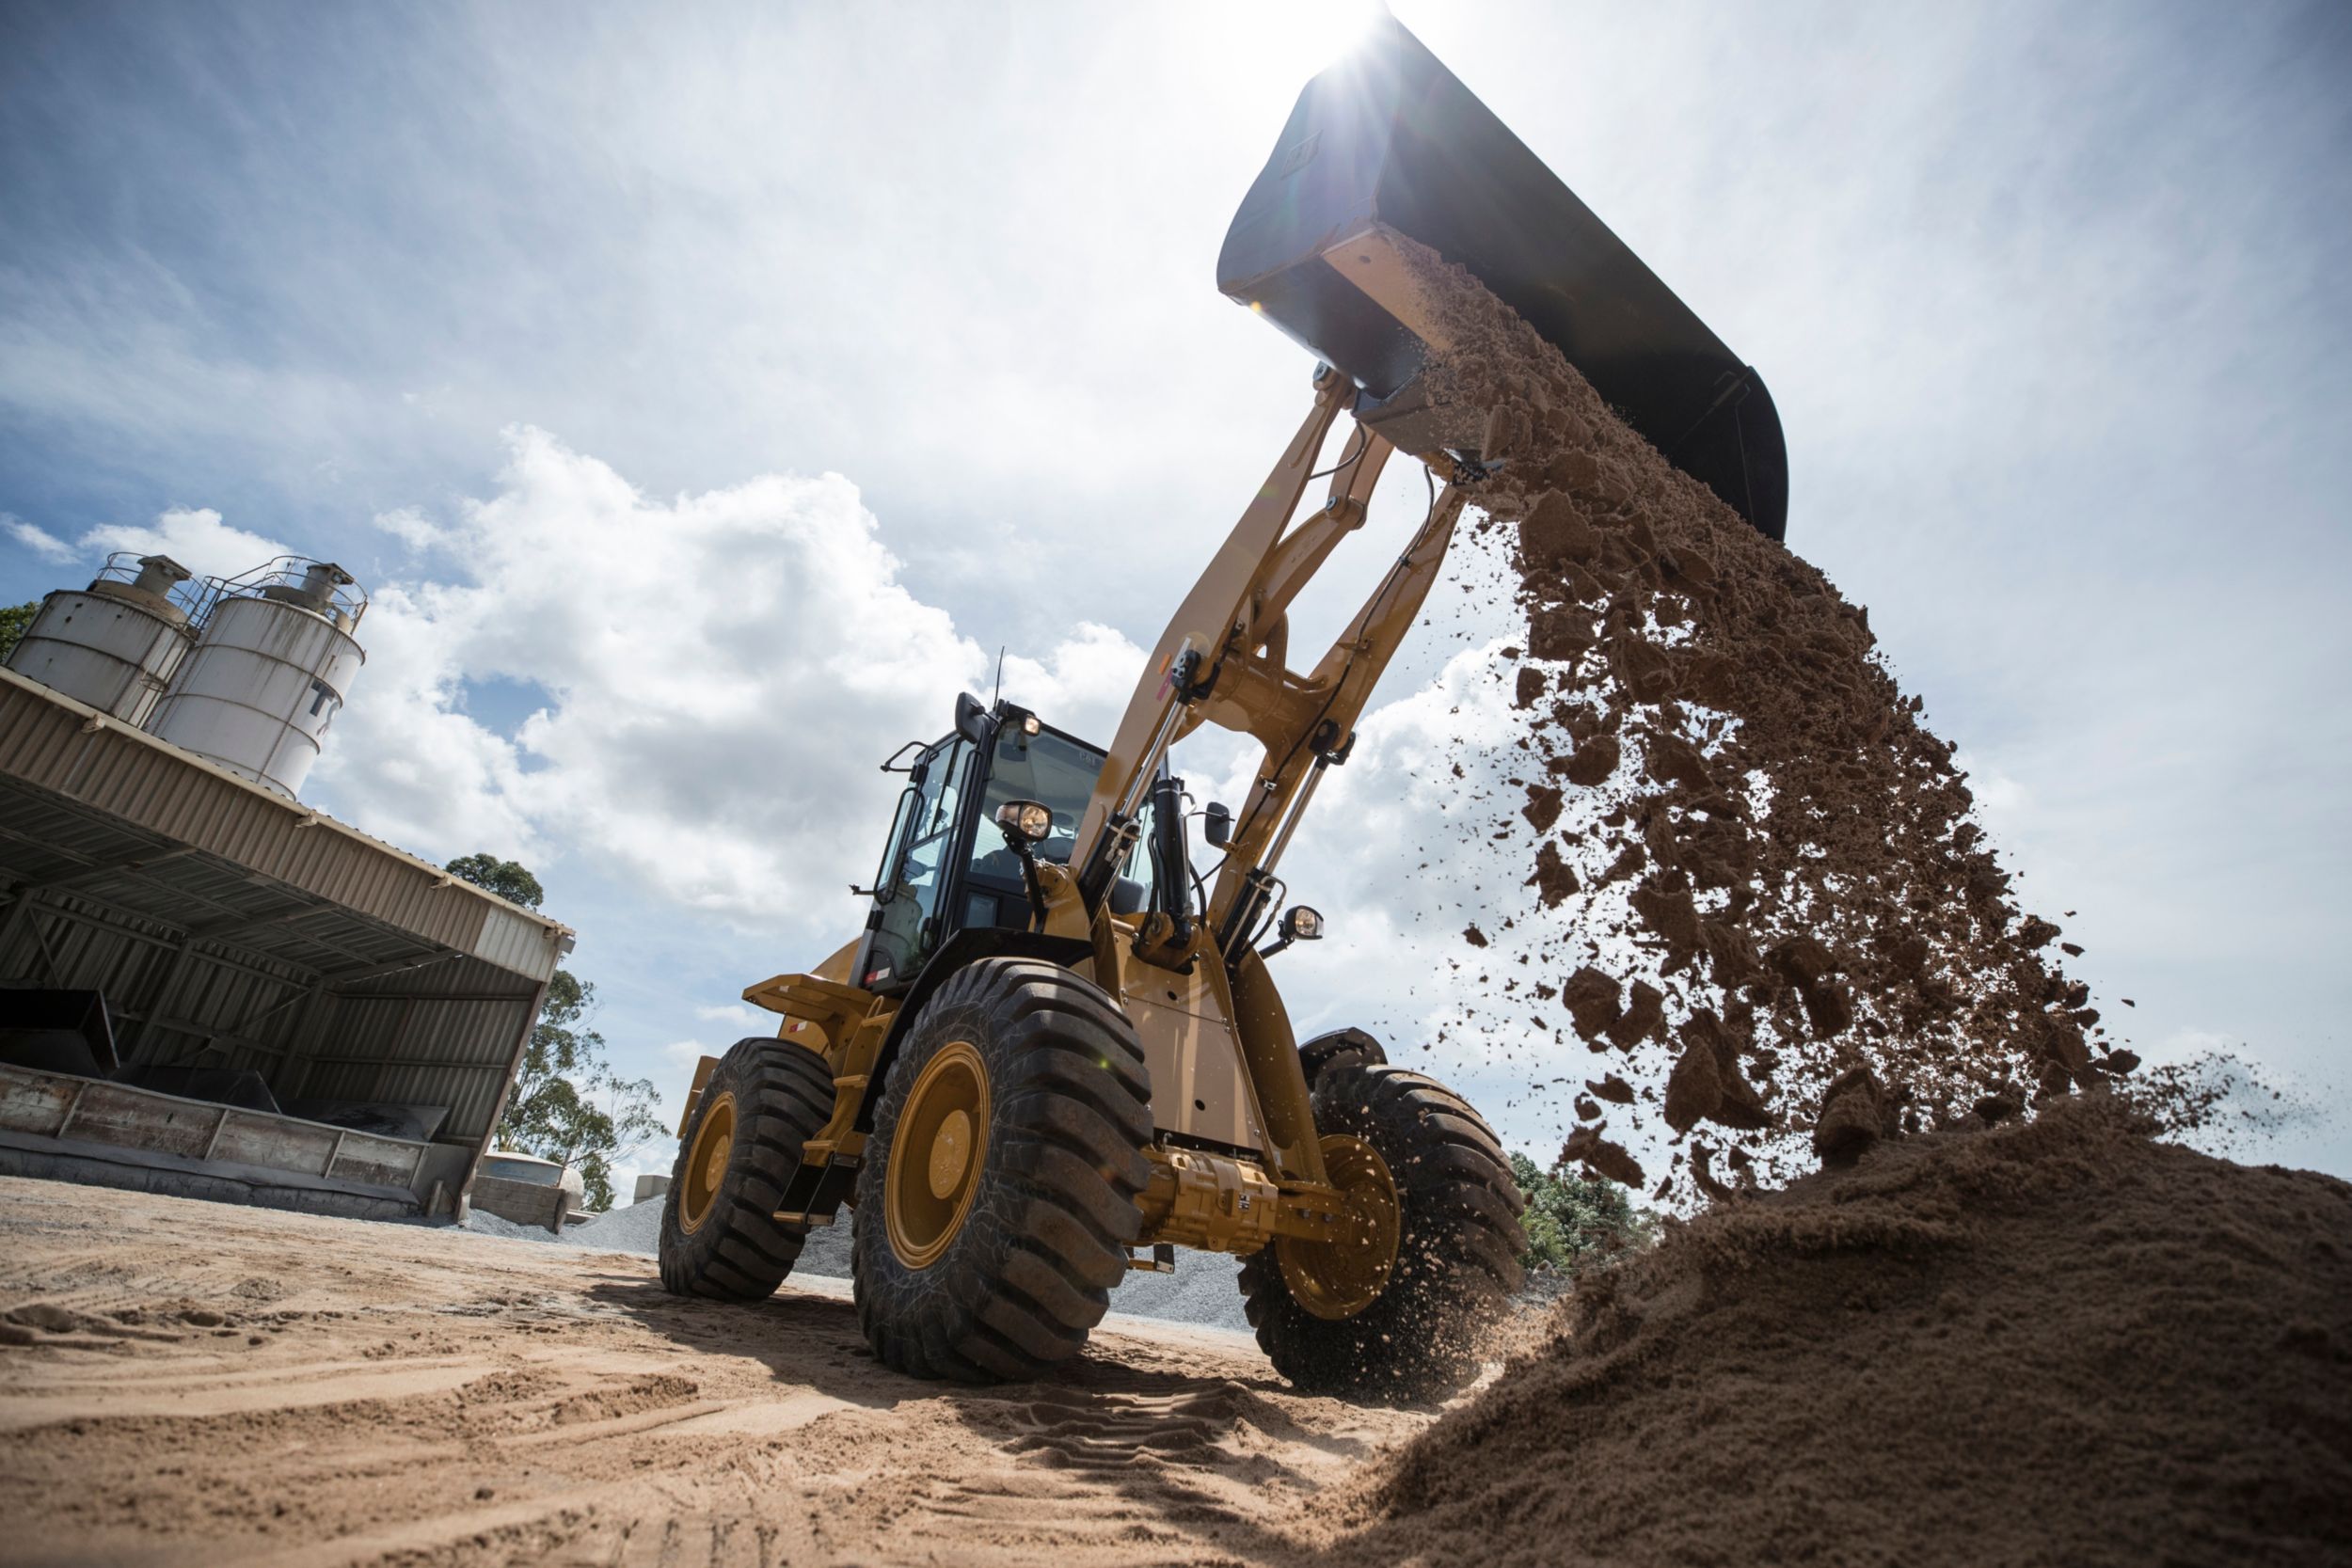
[998,824,1049,930]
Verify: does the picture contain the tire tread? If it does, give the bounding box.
[1237,1060,1526,1401]
[853,958,1152,1384]
[658,1037,835,1302]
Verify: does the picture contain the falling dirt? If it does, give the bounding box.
[1316,1094,2352,1567]
[1388,235,2170,1193]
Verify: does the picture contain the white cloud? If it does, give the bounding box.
[373,505,449,552]
[309,427,1147,933]
[4,515,77,566]
[660,1037,714,1073]
[75,506,292,582]
[1954,752,2032,827]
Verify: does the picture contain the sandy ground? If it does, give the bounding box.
[0,1178,1426,1568]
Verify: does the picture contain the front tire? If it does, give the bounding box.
[1240,1062,1525,1401]
[852,958,1152,1383]
[658,1037,834,1300]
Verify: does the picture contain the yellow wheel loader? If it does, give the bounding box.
[658,16,1785,1398]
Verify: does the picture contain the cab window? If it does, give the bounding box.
[865,736,972,985]
[961,725,1156,927]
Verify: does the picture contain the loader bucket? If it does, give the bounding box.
[1218,15,1788,541]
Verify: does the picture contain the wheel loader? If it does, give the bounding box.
[657,15,1786,1398]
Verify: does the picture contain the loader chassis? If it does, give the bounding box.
[672,366,1470,1300]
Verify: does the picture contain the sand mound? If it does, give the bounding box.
[1386,237,2145,1193]
[1322,1098,2352,1566]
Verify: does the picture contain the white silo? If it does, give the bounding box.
[148,559,368,799]
[5,554,199,726]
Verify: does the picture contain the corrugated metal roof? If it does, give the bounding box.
[0,665,576,1164]
[0,666,571,979]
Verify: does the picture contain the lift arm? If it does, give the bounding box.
[1071,367,1466,967]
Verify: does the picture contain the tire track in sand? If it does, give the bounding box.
[0,1178,1433,1567]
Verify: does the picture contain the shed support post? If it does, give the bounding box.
[0,887,45,968]
[269,983,330,1103]
[52,1079,87,1139]
[457,976,551,1220]
[123,931,202,1063]
[201,1106,231,1162]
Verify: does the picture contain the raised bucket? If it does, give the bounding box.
[1218,15,1788,540]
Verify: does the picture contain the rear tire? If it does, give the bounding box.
[1239,1062,1525,1401]
[852,958,1152,1382]
[1299,1025,1389,1088]
[658,1037,834,1300]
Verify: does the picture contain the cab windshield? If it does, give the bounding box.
[978,727,1098,864]
[859,717,1161,991]
[963,724,1156,928]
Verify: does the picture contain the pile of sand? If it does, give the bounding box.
[1319,1096,2352,1565]
[1391,237,2137,1194]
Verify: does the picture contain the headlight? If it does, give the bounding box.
[995,800,1053,845]
[1281,906,1326,942]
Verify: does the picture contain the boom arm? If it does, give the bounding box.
[1071,366,1467,967]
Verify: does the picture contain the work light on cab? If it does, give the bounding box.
[994,800,1053,845]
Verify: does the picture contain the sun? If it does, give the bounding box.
[1173,0,1397,114]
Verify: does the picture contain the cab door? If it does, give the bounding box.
[854,736,974,990]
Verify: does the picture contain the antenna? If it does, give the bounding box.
[993,644,1006,705]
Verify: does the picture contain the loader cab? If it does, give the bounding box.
[853,697,1159,993]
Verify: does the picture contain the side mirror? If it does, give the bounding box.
[1203,801,1233,849]
[954,691,991,744]
[994,799,1053,846]
[1259,905,1326,959]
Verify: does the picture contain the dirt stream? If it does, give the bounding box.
[1390,235,2160,1193]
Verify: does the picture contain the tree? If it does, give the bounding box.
[448,853,659,1210]
[493,969,662,1211]
[445,852,544,911]
[0,601,38,663]
[1511,1149,1654,1275]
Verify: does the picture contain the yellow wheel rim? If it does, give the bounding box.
[678,1089,737,1236]
[885,1040,992,1271]
[1278,1133,1401,1321]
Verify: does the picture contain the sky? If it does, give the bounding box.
[2,0,2345,1194]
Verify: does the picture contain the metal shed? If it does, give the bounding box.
[0,664,572,1217]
